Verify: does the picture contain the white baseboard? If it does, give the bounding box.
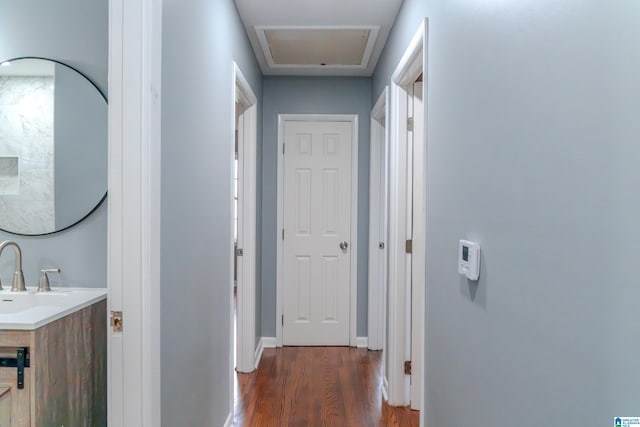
[261,336,360,349]
[382,376,389,402]
[252,337,277,371]
[223,412,233,427]
[254,338,265,371]
[262,337,277,348]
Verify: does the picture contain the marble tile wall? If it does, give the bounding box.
[0,155,19,195]
[0,76,55,234]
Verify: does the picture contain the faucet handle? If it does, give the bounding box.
[38,269,60,292]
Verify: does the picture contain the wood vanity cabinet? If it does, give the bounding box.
[0,300,106,427]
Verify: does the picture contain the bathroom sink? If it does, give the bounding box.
[0,286,106,330]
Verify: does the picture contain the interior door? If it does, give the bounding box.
[410,80,425,410]
[282,120,352,346]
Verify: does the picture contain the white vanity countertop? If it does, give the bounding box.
[0,287,107,330]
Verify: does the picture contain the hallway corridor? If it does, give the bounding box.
[234,347,419,426]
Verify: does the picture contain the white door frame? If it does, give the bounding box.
[386,18,428,420]
[275,114,359,347]
[368,87,389,352]
[231,63,258,375]
[229,62,259,378]
[409,79,425,411]
[108,0,162,425]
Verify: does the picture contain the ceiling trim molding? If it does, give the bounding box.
[255,25,380,71]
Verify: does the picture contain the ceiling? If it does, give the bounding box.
[234,0,403,77]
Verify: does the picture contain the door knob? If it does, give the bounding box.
[339,241,349,250]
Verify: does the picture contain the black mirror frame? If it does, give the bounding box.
[0,56,107,237]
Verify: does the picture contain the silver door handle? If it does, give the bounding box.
[339,241,349,250]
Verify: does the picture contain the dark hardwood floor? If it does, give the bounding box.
[234,346,419,426]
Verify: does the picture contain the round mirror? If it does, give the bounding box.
[0,57,107,235]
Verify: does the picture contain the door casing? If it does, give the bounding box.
[368,87,389,352]
[276,114,359,347]
[232,62,258,377]
[386,20,428,426]
[409,79,425,410]
[108,0,162,425]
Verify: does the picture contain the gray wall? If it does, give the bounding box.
[261,76,372,337]
[374,1,640,425]
[0,0,107,288]
[54,63,107,230]
[160,0,262,425]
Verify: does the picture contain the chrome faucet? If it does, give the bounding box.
[0,240,26,292]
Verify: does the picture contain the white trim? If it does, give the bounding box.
[234,63,258,106]
[254,337,265,370]
[276,114,359,347]
[261,337,277,348]
[387,77,409,406]
[371,88,387,123]
[223,413,233,427]
[253,336,278,369]
[410,79,425,411]
[420,24,430,427]
[350,115,359,348]
[387,19,428,411]
[232,63,259,376]
[367,87,389,352]
[382,376,390,402]
[108,0,162,425]
[255,25,380,71]
[356,336,369,348]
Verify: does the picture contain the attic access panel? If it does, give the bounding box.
[256,26,379,69]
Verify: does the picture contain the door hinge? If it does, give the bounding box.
[235,130,239,159]
[281,314,284,326]
[110,310,123,333]
[236,247,244,256]
[283,143,285,155]
[407,117,414,132]
[405,239,413,254]
[404,360,412,375]
[378,242,385,249]
[0,348,30,389]
[282,229,285,240]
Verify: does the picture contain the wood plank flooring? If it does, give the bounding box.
[234,347,419,426]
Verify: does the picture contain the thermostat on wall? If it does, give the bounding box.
[458,240,480,281]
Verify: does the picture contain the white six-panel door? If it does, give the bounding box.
[282,120,352,346]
